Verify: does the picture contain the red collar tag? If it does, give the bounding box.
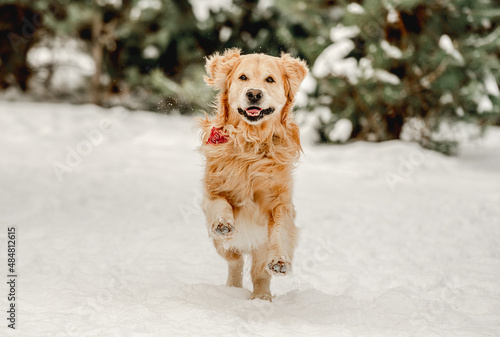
[206,127,229,145]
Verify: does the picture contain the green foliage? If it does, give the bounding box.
[1,0,499,154]
[22,0,334,112]
[309,0,500,154]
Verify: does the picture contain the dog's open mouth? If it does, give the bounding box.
[237,107,275,122]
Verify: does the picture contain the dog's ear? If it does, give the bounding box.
[204,48,242,90]
[280,52,308,101]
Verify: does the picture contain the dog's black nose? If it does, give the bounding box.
[246,89,263,103]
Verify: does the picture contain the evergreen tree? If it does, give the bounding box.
[310,0,500,154]
[2,0,498,155]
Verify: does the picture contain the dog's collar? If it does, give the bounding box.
[206,127,229,145]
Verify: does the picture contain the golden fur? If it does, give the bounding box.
[198,48,308,301]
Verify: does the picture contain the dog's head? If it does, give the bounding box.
[205,49,308,127]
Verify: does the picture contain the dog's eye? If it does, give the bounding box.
[266,77,275,83]
[239,75,248,81]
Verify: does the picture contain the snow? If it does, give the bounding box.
[477,95,493,113]
[332,58,359,84]
[299,74,317,95]
[143,45,160,59]
[27,37,94,92]
[387,8,399,24]
[468,27,500,48]
[380,40,403,59]
[188,0,233,21]
[295,75,317,107]
[347,3,364,14]
[401,118,483,145]
[328,118,353,143]
[440,92,454,105]
[295,107,326,145]
[484,70,500,97]
[313,38,401,85]
[439,35,464,64]
[136,0,162,10]
[1,101,500,337]
[312,40,356,79]
[374,69,401,85]
[219,26,232,43]
[329,25,360,42]
[98,0,123,7]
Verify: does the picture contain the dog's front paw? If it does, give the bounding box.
[267,257,291,276]
[210,217,235,239]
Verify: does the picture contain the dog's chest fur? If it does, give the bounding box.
[224,203,268,251]
[203,140,292,207]
[201,124,299,252]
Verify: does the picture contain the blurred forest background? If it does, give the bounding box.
[0,0,499,154]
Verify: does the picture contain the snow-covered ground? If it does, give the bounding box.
[0,101,499,337]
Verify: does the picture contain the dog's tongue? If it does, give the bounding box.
[246,107,261,116]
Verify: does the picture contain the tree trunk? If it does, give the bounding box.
[91,14,103,105]
[384,108,404,140]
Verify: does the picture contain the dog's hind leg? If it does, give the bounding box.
[250,246,272,301]
[213,239,244,287]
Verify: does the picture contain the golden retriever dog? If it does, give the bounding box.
[198,48,308,301]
